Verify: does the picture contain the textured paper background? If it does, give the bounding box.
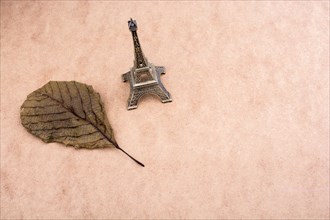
[1,1,329,219]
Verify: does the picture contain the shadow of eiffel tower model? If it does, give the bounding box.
[122,18,172,110]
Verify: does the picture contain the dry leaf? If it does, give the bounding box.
[20,81,144,167]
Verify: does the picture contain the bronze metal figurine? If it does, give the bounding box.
[122,18,172,110]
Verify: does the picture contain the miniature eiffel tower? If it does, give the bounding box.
[122,18,172,110]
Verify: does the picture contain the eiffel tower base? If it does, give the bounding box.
[127,84,172,110]
[122,65,172,110]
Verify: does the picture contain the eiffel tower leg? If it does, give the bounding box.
[153,85,172,103]
[154,66,172,103]
[127,91,140,110]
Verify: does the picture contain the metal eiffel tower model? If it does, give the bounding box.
[122,18,172,110]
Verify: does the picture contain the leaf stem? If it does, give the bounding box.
[114,143,145,167]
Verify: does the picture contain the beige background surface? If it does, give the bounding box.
[1,1,329,219]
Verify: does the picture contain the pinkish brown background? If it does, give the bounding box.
[1,1,329,219]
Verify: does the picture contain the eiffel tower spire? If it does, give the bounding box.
[128,18,147,68]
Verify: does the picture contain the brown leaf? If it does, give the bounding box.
[20,81,144,166]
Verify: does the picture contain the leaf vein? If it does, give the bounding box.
[56,81,64,102]
[85,85,98,125]
[22,117,74,125]
[27,96,48,101]
[22,104,59,109]
[74,81,86,119]
[30,123,91,131]
[49,82,54,96]
[51,130,99,138]
[65,81,72,101]
[21,111,68,117]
